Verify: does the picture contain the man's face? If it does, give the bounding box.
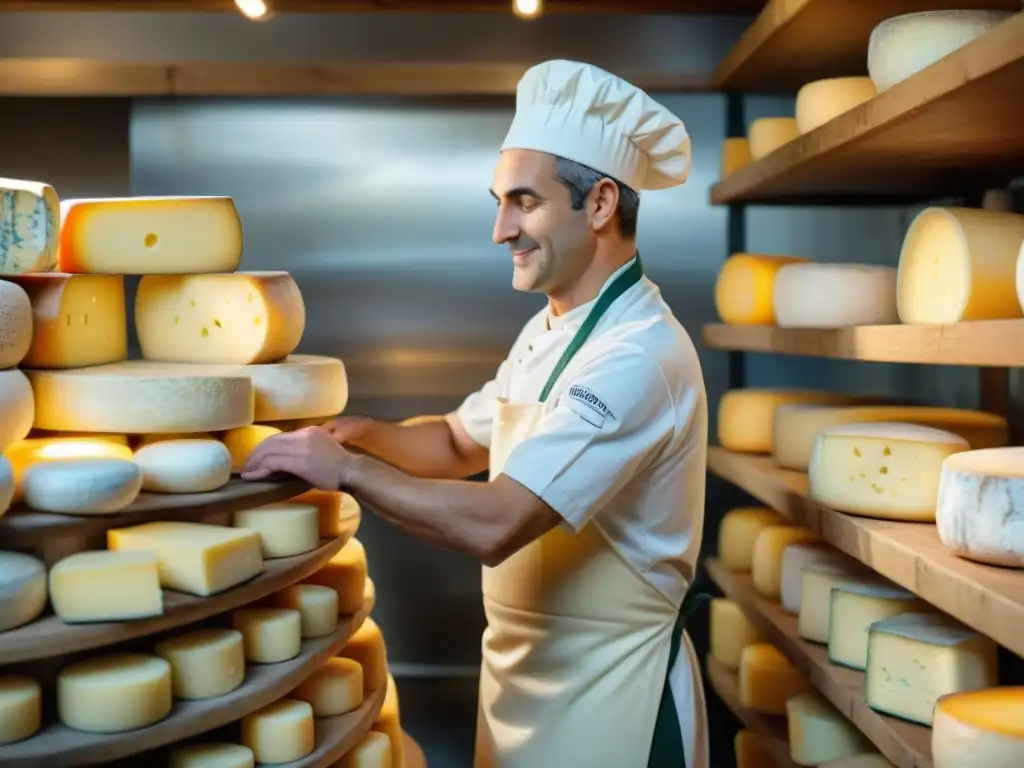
[490,149,594,295]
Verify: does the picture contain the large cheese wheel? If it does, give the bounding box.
[795,77,877,134]
[714,253,810,325]
[721,138,752,177]
[26,361,254,434]
[937,447,1024,568]
[932,687,1024,768]
[748,118,798,160]
[0,177,60,274]
[868,10,1014,92]
[897,207,1024,324]
[773,263,898,328]
[133,438,232,494]
[0,281,32,368]
[0,369,35,453]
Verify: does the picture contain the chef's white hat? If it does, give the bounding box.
[500,59,691,192]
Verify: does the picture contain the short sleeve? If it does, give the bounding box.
[499,346,677,531]
[453,358,512,448]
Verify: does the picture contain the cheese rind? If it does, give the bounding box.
[748,118,798,160]
[168,743,255,768]
[787,692,874,765]
[0,676,41,746]
[780,542,854,614]
[714,253,810,325]
[0,551,47,632]
[795,77,877,134]
[738,643,813,715]
[866,612,999,725]
[9,274,126,368]
[292,656,363,716]
[233,503,321,559]
[897,207,1024,324]
[241,698,315,764]
[808,422,970,521]
[154,628,245,700]
[721,138,752,178]
[773,263,898,328]
[135,271,304,365]
[827,577,925,670]
[232,607,302,663]
[133,438,232,494]
[58,195,243,274]
[3,437,133,503]
[0,178,59,274]
[0,281,32,368]
[932,687,1024,768]
[223,425,281,471]
[710,598,762,670]
[23,458,141,515]
[49,550,161,622]
[304,537,368,614]
[0,370,35,454]
[57,653,173,733]
[340,617,389,692]
[273,584,339,638]
[719,507,786,572]
[338,731,393,768]
[798,560,870,643]
[27,361,254,434]
[751,526,819,599]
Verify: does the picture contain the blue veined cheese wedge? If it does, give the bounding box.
[0,178,59,274]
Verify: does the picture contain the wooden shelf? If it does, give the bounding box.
[0,0,766,12]
[710,13,1024,203]
[704,654,797,768]
[707,558,931,768]
[701,320,1024,367]
[715,0,1020,92]
[707,446,1024,660]
[0,603,374,767]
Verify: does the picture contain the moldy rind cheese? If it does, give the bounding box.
[714,253,809,325]
[0,177,60,274]
[58,195,243,274]
[135,271,304,365]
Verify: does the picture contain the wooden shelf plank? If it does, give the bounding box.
[715,0,1019,92]
[706,558,932,768]
[707,446,1024,661]
[701,321,1024,367]
[710,13,1024,203]
[0,0,766,12]
[704,654,798,768]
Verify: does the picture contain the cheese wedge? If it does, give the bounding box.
[0,177,59,274]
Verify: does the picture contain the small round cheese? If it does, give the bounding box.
[0,281,33,369]
[795,77,876,134]
[169,743,255,768]
[57,653,173,733]
[232,607,302,663]
[292,656,363,716]
[747,117,798,160]
[721,137,752,178]
[22,457,142,514]
[154,628,246,700]
[932,686,1024,768]
[341,731,393,768]
[241,698,315,764]
[133,438,232,493]
[340,617,388,692]
[714,253,810,325]
[0,551,47,632]
[274,583,339,638]
[0,675,41,745]
[223,424,281,471]
[773,263,898,328]
[233,503,320,559]
[751,526,819,599]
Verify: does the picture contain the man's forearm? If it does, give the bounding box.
[344,416,486,480]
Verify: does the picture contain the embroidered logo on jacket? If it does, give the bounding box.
[566,385,613,428]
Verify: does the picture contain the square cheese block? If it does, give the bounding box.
[780,542,855,614]
[48,550,162,623]
[108,521,264,597]
[751,525,819,599]
[787,692,873,765]
[0,675,41,746]
[340,617,389,692]
[304,538,367,614]
[233,503,320,559]
[828,577,926,670]
[718,507,786,572]
[58,195,243,274]
[734,729,774,768]
[808,422,970,521]
[0,177,60,274]
[291,656,363,716]
[738,643,813,716]
[57,653,173,734]
[168,743,255,768]
[932,686,1024,768]
[338,731,393,768]
[798,560,870,643]
[241,698,314,764]
[154,628,245,700]
[866,612,998,725]
[135,272,304,365]
[8,274,127,369]
[710,598,763,670]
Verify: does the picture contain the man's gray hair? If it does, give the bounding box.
[553,156,640,238]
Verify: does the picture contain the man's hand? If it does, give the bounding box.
[241,427,355,490]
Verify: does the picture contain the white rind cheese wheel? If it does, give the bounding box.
[154,628,246,700]
[48,550,162,623]
[897,207,1024,324]
[3,437,133,504]
[57,653,173,733]
[58,195,243,274]
[779,542,854,615]
[787,692,874,764]
[714,253,809,325]
[868,10,1014,92]
[0,551,47,632]
[773,263,898,328]
[0,675,42,746]
[22,458,141,515]
[26,360,254,434]
[0,281,32,368]
[937,447,1024,568]
[808,422,970,521]
[0,177,60,274]
[0,369,35,454]
[795,77,877,134]
[169,743,255,768]
[747,118,798,160]
[932,687,1024,768]
[133,438,232,494]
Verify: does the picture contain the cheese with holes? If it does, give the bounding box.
[0,370,34,454]
[223,425,281,471]
[0,281,31,368]
[339,731,393,768]
[292,656,363,716]
[714,253,810,325]
[169,743,255,768]
[58,196,243,274]
[748,118,798,160]
[898,207,1024,324]
[0,551,47,632]
[718,389,868,454]
[868,10,1014,92]
[735,730,774,768]
[866,612,999,725]
[135,271,304,364]
[798,560,870,643]
[710,598,763,670]
[340,617,388,692]
[0,178,59,274]
[58,653,172,733]
[9,274,126,368]
[752,526,819,599]
[373,673,403,768]
[233,607,302,663]
[27,361,254,434]
[937,447,1024,567]
[721,138,752,177]
[780,542,854,614]
[932,686,1024,768]
[154,628,245,700]
[108,521,264,597]
[133,438,232,494]
[738,643,813,716]
[0,676,41,745]
[273,584,338,638]
[808,422,970,521]
[773,263,898,328]
[304,538,367,614]
[719,507,786,572]
[795,77,877,134]
[49,550,161,622]
[828,577,925,670]
[294,489,360,538]
[233,503,320,559]
[241,698,315,764]
[3,437,133,503]
[23,457,141,514]
[787,692,874,765]
[772,403,1008,472]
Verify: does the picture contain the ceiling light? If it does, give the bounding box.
[513,0,542,20]
[235,0,272,21]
